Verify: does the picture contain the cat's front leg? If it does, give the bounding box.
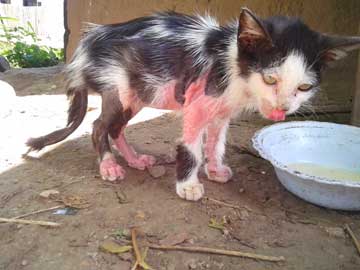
[204,119,233,183]
[176,106,208,201]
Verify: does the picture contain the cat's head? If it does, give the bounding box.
[237,8,360,121]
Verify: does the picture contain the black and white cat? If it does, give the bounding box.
[27,8,360,201]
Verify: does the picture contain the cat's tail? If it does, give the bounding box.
[26,86,88,152]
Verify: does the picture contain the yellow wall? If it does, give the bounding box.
[66,0,360,60]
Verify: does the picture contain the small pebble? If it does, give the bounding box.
[325,227,345,238]
[188,259,197,270]
[148,165,166,178]
[39,189,60,198]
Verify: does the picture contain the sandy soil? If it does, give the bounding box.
[0,66,359,270]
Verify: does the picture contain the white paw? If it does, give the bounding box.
[205,164,233,183]
[176,181,204,201]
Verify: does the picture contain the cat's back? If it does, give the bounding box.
[83,12,220,44]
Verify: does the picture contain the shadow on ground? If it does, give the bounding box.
[1,113,360,270]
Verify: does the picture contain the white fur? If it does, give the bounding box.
[145,19,174,39]
[66,44,89,89]
[176,130,205,201]
[223,35,256,113]
[145,14,219,70]
[214,120,229,167]
[246,51,317,117]
[183,14,219,68]
[150,79,177,106]
[102,152,114,161]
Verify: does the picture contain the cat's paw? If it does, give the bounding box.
[176,181,204,201]
[128,154,156,170]
[100,158,125,181]
[205,164,233,183]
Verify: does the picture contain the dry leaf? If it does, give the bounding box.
[58,194,90,209]
[99,240,132,254]
[208,218,225,231]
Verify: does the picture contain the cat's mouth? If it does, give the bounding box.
[260,99,286,122]
[267,109,286,121]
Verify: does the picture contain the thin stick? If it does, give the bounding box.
[131,228,143,265]
[345,224,360,256]
[0,217,60,227]
[148,244,285,262]
[130,262,138,270]
[131,228,152,269]
[203,197,254,213]
[12,205,63,219]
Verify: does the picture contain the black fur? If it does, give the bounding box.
[176,144,197,181]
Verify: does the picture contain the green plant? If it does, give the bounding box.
[0,16,64,68]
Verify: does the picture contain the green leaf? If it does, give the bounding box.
[0,17,19,22]
[208,218,225,231]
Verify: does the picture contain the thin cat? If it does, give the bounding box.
[27,8,360,201]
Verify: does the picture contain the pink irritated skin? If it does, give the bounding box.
[204,122,233,183]
[182,77,232,144]
[100,157,125,181]
[113,132,156,170]
[155,82,183,110]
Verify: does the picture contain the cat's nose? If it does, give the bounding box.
[277,106,289,112]
[282,106,290,112]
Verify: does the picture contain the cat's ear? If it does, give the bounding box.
[319,35,360,66]
[238,8,273,51]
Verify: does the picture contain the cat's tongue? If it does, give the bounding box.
[268,109,286,121]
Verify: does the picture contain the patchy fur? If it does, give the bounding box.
[27,8,360,201]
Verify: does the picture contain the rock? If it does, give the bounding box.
[148,165,166,178]
[39,189,60,198]
[166,261,176,270]
[0,56,10,72]
[325,227,345,238]
[110,261,131,270]
[159,232,190,246]
[239,209,250,219]
[118,252,132,262]
[188,260,197,270]
[21,260,28,266]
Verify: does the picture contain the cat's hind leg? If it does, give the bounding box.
[112,131,156,170]
[92,90,129,181]
[109,94,156,170]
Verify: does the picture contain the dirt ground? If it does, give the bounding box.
[0,66,360,270]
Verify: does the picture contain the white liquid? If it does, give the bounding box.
[288,163,360,182]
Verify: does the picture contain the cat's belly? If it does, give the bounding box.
[149,80,183,110]
[149,76,232,120]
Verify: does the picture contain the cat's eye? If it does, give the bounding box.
[298,84,313,91]
[262,74,277,85]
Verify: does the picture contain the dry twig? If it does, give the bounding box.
[131,228,152,269]
[12,205,63,219]
[0,217,60,227]
[148,244,285,262]
[345,224,360,256]
[203,197,256,214]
